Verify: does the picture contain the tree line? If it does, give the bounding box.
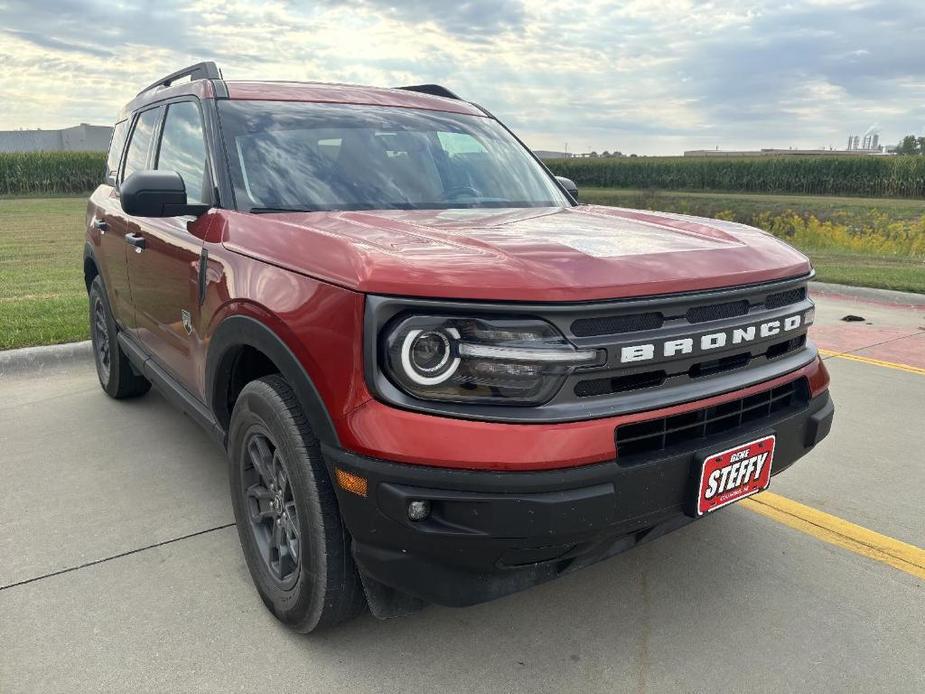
[895,136,925,155]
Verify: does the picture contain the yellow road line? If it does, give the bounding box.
[740,491,925,580]
[818,348,925,376]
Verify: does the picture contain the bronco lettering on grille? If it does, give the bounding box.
[619,313,804,364]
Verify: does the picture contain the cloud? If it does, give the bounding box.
[321,0,526,36]
[0,0,923,152]
[2,29,112,58]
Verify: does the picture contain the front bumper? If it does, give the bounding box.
[323,387,834,607]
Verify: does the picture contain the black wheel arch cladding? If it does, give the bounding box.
[83,242,100,292]
[206,314,340,447]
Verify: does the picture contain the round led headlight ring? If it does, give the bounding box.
[400,328,461,385]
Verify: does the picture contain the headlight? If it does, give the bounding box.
[400,327,461,385]
[382,315,601,405]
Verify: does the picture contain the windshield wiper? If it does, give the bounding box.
[248,206,315,214]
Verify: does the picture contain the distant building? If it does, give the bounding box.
[0,123,113,153]
[534,150,575,159]
[684,147,889,157]
[573,151,625,158]
[846,133,882,153]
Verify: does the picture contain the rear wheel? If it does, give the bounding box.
[228,375,366,632]
[88,276,150,399]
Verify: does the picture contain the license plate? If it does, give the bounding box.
[696,435,775,516]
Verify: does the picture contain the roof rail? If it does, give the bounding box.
[137,61,223,96]
[396,84,461,100]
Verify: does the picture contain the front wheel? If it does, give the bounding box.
[228,375,366,632]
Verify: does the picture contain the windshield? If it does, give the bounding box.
[217,100,570,212]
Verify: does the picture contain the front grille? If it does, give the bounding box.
[766,286,806,309]
[571,312,663,337]
[615,377,810,460]
[574,334,807,398]
[568,280,808,339]
[767,334,806,360]
[689,352,751,378]
[685,300,749,323]
[574,370,667,397]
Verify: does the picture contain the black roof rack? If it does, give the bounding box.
[137,61,223,96]
[396,84,461,100]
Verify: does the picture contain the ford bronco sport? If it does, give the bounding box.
[85,62,834,632]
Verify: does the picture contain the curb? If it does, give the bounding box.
[810,281,925,309]
[0,340,93,378]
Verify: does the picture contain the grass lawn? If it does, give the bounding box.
[580,188,925,221]
[0,197,89,350]
[807,253,925,292]
[582,188,925,294]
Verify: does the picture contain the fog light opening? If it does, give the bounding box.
[407,500,431,521]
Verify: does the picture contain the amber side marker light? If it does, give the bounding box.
[335,468,368,497]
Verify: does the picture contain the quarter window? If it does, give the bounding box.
[156,101,209,205]
[106,120,128,184]
[122,107,163,181]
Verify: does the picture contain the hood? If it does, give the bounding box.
[219,205,811,302]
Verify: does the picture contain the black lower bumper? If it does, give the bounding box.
[323,390,833,608]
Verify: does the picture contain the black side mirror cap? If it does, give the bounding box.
[120,170,209,217]
[555,175,578,201]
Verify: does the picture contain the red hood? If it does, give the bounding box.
[218,205,811,302]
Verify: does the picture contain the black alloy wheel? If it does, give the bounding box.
[91,294,111,383]
[242,430,302,588]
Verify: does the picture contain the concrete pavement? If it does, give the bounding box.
[1,288,923,693]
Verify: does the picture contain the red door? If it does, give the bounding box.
[124,99,214,395]
[125,215,208,393]
[92,187,133,325]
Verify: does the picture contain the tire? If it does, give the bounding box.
[88,276,150,399]
[228,375,366,632]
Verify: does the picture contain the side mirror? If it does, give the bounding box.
[555,175,578,201]
[120,170,209,217]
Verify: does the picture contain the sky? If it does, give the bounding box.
[0,0,923,155]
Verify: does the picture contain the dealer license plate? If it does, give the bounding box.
[696,435,775,516]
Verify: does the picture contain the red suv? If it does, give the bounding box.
[85,62,834,631]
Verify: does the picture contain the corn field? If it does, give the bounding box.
[548,156,925,199]
[0,151,106,196]
[5,150,925,199]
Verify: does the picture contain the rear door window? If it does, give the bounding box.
[156,101,210,204]
[122,107,163,182]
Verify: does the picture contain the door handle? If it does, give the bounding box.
[125,233,146,252]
